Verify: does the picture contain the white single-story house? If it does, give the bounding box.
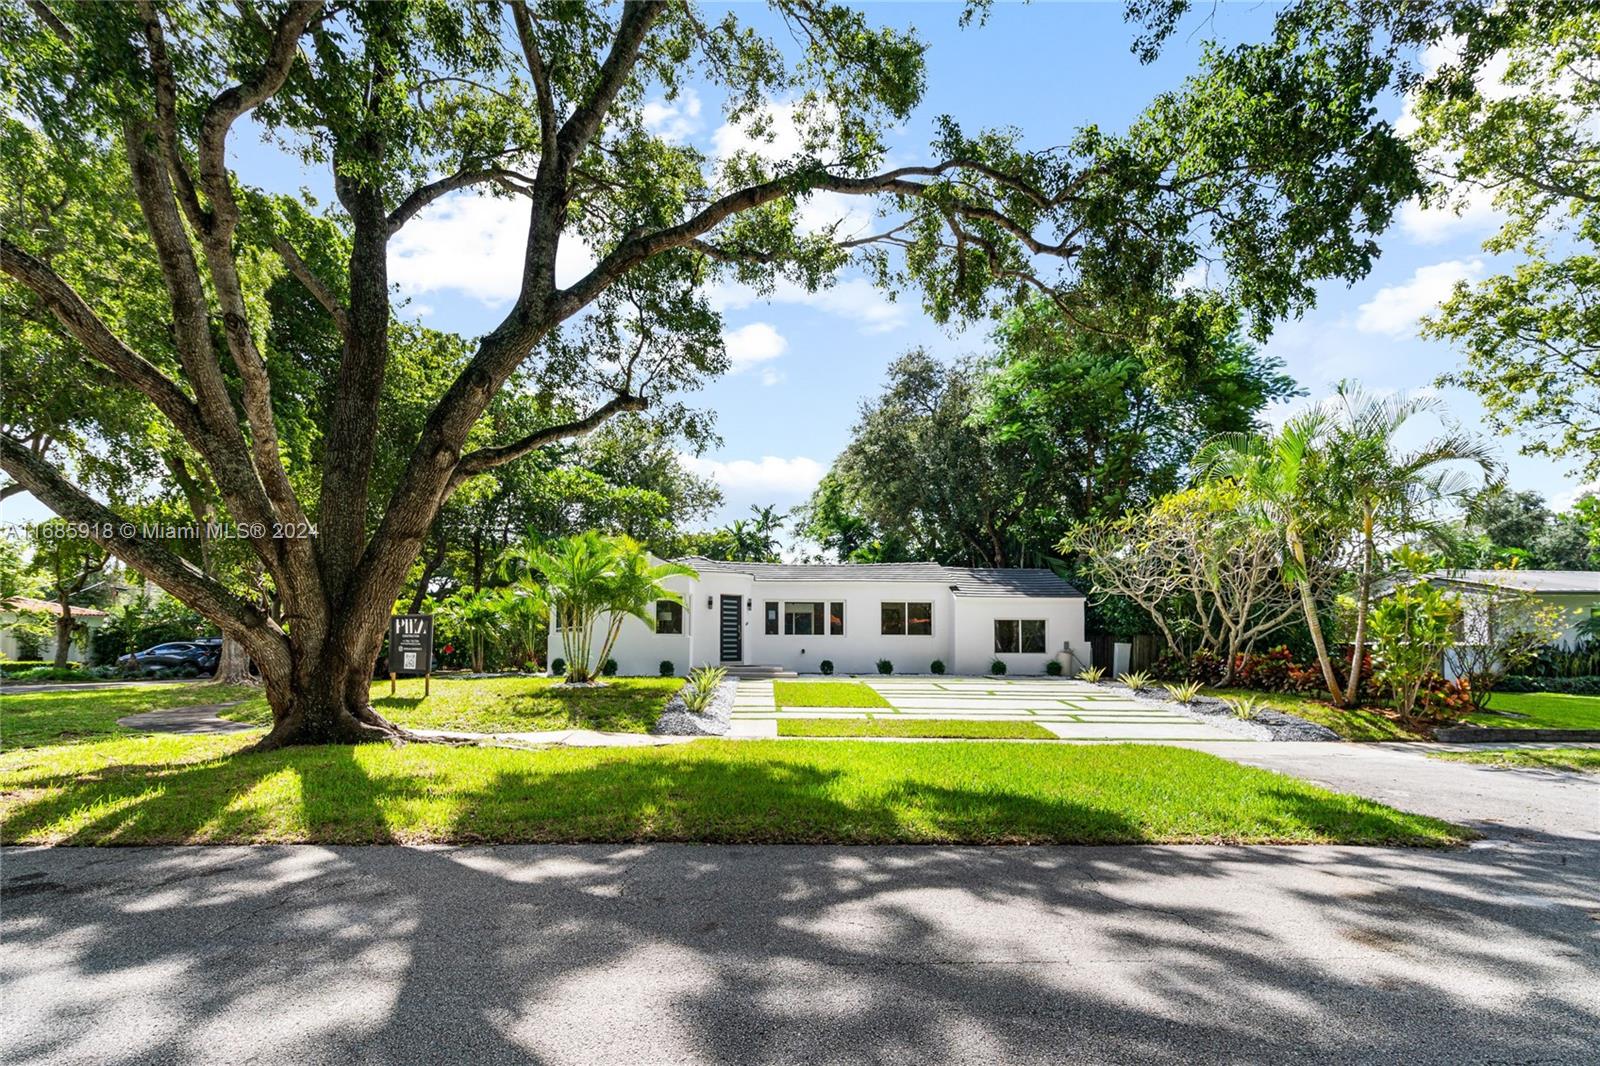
[0,596,109,663]
[1427,569,1599,649]
[586,558,1090,676]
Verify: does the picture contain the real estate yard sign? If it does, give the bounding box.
[387,614,433,694]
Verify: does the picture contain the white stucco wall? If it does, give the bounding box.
[582,573,1086,677]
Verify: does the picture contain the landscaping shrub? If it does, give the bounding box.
[659,660,675,677]
[930,659,945,675]
[820,660,834,675]
[682,666,727,713]
[1496,674,1600,695]
[1045,660,1062,676]
[0,660,80,676]
[876,659,893,675]
[550,658,566,677]
[6,666,89,682]
[989,658,1007,675]
[602,658,619,677]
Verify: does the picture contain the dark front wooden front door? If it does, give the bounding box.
[719,595,742,663]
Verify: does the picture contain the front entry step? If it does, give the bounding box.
[723,664,798,679]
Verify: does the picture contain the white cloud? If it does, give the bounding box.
[759,367,786,387]
[1355,259,1483,337]
[722,322,788,371]
[642,88,702,143]
[677,454,824,496]
[707,276,907,334]
[1397,185,1502,245]
[712,99,818,163]
[388,192,595,306]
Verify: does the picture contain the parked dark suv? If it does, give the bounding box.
[116,642,218,677]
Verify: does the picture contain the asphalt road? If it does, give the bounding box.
[3,748,1597,1065]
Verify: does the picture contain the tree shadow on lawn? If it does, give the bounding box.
[4,827,1597,1063]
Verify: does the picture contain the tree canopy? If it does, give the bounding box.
[0,0,1484,744]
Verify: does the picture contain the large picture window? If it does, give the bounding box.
[994,619,1046,654]
[655,600,683,635]
[784,601,825,635]
[881,602,933,636]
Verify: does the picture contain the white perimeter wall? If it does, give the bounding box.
[585,574,1086,677]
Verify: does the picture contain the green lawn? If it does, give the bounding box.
[773,680,891,709]
[1466,691,1600,731]
[0,682,264,750]
[0,734,1466,846]
[1428,748,1600,773]
[1205,687,1426,741]
[778,717,1057,739]
[219,675,683,734]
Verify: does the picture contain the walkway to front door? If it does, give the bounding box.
[730,677,1247,742]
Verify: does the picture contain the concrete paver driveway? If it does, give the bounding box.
[732,676,1246,741]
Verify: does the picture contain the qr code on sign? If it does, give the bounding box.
[403,652,417,670]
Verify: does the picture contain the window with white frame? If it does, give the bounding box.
[993,619,1046,654]
[881,601,932,635]
[783,601,825,635]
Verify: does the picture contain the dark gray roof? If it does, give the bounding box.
[1426,569,1600,595]
[677,558,1082,597]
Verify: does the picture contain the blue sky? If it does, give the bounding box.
[5,2,1582,533]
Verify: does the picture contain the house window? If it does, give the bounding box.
[881,602,932,635]
[784,601,825,635]
[829,601,845,635]
[994,619,1046,654]
[765,601,779,635]
[655,600,683,635]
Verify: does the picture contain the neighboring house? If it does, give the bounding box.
[593,558,1090,676]
[1426,569,1600,649]
[0,596,110,663]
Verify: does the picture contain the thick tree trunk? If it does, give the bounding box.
[211,635,258,685]
[251,628,412,750]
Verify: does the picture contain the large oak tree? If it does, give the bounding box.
[3,0,1463,746]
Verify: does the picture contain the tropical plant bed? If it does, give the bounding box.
[772,680,892,709]
[1202,687,1429,741]
[220,676,683,735]
[0,736,1466,846]
[1427,748,1600,774]
[776,718,1057,739]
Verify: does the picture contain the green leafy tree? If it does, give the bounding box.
[1445,583,1566,708]
[1415,7,1600,475]
[28,520,110,668]
[1323,383,1498,705]
[1367,553,1462,718]
[1,0,1470,745]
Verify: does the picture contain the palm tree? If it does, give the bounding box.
[747,504,788,561]
[526,532,698,682]
[591,538,698,675]
[491,579,547,671]
[1197,410,1347,704]
[1325,384,1499,704]
[437,587,502,674]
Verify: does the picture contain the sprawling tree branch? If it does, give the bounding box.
[269,234,350,335]
[0,433,285,655]
[451,393,649,487]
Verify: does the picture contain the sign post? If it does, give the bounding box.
[387,614,434,697]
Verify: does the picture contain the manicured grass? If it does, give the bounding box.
[1467,691,1600,731]
[0,734,1465,846]
[0,682,264,750]
[772,680,891,709]
[1206,687,1426,741]
[777,713,1062,739]
[1428,748,1600,774]
[778,717,1057,739]
[220,675,683,734]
